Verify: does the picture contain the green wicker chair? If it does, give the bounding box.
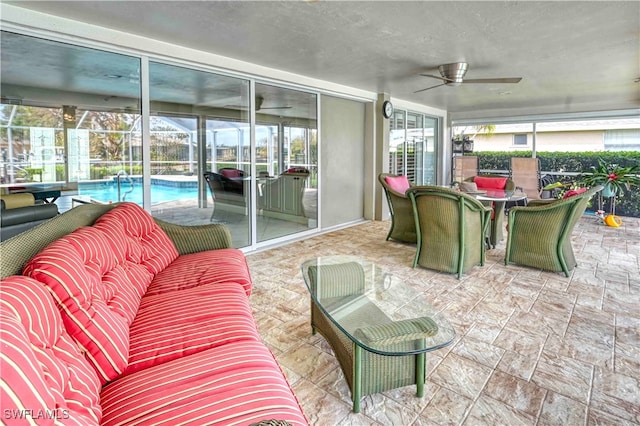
[378,173,417,244]
[505,185,603,277]
[407,186,492,279]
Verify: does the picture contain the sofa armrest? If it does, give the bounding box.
[154,218,232,254]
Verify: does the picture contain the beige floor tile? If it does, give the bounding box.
[590,367,640,423]
[496,349,539,382]
[243,216,640,425]
[532,354,593,404]
[464,394,535,425]
[416,387,474,425]
[429,353,493,400]
[483,370,547,417]
[538,391,587,426]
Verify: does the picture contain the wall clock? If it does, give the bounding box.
[382,100,393,119]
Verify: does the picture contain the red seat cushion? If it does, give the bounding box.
[474,176,507,190]
[124,283,260,376]
[220,169,242,178]
[563,187,587,198]
[100,341,308,426]
[145,248,253,297]
[384,175,410,194]
[0,276,102,425]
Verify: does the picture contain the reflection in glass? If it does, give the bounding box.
[254,83,318,243]
[149,61,251,247]
[1,31,320,249]
[0,31,141,201]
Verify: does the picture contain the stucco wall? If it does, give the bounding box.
[473,130,604,152]
[320,94,366,228]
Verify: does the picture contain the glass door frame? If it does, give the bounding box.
[389,108,440,186]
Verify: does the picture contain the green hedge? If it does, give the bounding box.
[470,151,640,218]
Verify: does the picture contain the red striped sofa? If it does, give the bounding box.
[0,202,307,425]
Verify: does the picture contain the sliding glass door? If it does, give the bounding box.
[1,31,319,248]
[1,31,142,201]
[254,83,318,242]
[389,109,439,185]
[148,62,251,247]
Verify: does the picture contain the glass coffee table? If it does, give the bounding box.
[301,255,455,412]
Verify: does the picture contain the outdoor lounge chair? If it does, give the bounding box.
[505,185,603,277]
[378,173,416,244]
[258,168,309,217]
[510,157,542,204]
[453,155,478,184]
[203,171,248,221]
[407,186,492,279]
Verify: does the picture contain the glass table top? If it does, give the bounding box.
[301,255,456,356]
[472,189,527,202]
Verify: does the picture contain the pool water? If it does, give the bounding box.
[79,181,199,204]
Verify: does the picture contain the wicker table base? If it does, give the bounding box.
[311,303,427,413]
[302,256,455,413]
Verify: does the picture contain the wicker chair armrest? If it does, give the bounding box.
[509,197,572,214]
[354,316,439,346]
[526,198,558,207]
[154,218,232,255]
[509,203,570,233]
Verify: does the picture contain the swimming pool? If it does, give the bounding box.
[78,179,199,204]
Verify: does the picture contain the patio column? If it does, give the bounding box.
[373,93,391,221]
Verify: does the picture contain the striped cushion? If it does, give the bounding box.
[306,261,365,299]
[0,276,101,425]
[124,283,260,376]
[23,227,142,384]
[93,202,179,276]
[146,248,253,297]
[100,341,308,426]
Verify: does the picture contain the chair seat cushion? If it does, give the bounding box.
[100,341,308,426]
[563,187,587,198]
[220,168,242,178]
[459,181,478,192]
[384,175,410,194]
[474,176,507,190]
[124,283,261,376]
[145,248,253,297]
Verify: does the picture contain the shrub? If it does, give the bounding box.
[471,151,640,217]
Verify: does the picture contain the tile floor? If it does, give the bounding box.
[246,214,640,425]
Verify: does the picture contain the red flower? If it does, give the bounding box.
[608,173,618,181]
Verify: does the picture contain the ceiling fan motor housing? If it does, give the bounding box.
[439,62,468,86]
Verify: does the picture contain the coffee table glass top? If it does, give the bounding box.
[301,255,456,356]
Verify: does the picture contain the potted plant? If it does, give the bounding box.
[579,159,640,197]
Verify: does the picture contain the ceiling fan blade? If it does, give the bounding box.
[419,73,452,83]
[462,77,522,84]
[414,83,447,93]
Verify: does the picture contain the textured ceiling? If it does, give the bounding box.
[3,1,640,120]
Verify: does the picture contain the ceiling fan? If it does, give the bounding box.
[225,95,292,111]
[414,62,522,93]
